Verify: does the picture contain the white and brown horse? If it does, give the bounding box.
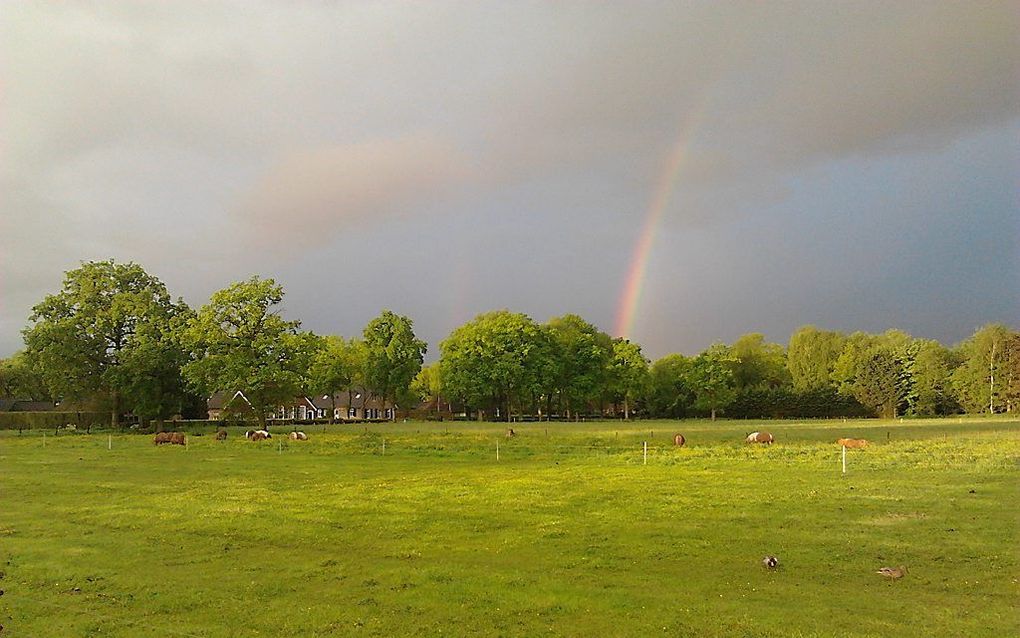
[746,431,774,445]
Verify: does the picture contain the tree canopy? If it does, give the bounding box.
[9,259,1018,424]
[23,260,193,424]
[362,310,427,416]
[181,276,316,426]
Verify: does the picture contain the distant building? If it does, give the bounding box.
[0,399,59,412]
[206,389,395,421]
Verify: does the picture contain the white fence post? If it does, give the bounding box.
[643,441,647,466]
[108,434,112,450]
[842,445,846,474]
[382,439,386,455]
[496,439,500,461]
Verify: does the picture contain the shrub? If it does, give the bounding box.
[0,411,109,432]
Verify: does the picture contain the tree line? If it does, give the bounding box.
[2,260,1016,425]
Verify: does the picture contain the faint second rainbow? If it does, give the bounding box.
[614,109,702,339]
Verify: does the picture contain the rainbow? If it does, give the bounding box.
[614,111,702,339]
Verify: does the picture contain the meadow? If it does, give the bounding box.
[1,417,1017,637]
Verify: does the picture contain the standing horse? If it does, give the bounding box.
[673,433,686,447]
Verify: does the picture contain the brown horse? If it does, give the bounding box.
[746,431,774,445]
[215,429,227,441]
[837,438,868,449]
[155,432,186,445]
[250,430,269,441]
[673,433,686,447]
[506,428,516,439]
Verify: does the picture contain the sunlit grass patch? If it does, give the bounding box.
[1,417,1017,637]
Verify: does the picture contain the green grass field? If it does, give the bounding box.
[2,417,1018,637]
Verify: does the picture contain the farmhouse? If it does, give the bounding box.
[0,399,59,412]
[206,389,396,421]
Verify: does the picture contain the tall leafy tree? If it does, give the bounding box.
[832,332,881,396]
[439,310,552,421]
[1001,332,1020,414]
[951,324,1016,414]
[849,348,902,418]
[833,330,917,417]
[607,338,649,420]
[411,363,443,405]
[544,314,614,418]
[787,326,844,391]
[0,352,52,401]
[23,260,190,425]
[362,310,427,418]
[182,276,316,427]
[308,335,365,422]
[912,339,959,416]
[690,343,737,420]
[646,353,695,418]
[729,333,790,390]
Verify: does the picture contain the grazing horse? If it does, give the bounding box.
[289,431,308,441]
[215,429,228,441]
[153,432,172,445]
[746,431,774,445]
[673,433,686,447]
[250,430,270,441]
[837,438,868,449]
[506,428,516,439]
[168,432,186,446]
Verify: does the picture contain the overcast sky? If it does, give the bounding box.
[2,1,1017,360]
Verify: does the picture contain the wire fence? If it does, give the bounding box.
[3,428,1015,473]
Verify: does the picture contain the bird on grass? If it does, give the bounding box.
[876,566,907,579]
[762,556,779,570]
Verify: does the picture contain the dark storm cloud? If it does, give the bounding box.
[2,1,1017,356]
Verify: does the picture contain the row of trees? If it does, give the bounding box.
[2,260,1016,424]
[6,261,426,427]
[422,319,1018,421]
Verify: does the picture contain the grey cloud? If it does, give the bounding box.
[1,2,1016,356]
[231,135,474,247]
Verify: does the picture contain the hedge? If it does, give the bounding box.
[725,387,872,419]
[0,411,110,431]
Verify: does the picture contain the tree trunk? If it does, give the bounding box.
[330,394,336,424]
[111,391,121,429]
[710,407,716,421]
[624,397,630,421]
[989,340,997,414]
